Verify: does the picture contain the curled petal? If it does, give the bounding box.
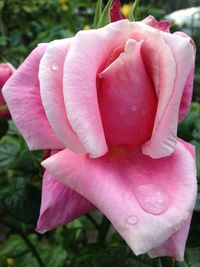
[142,16,170,32]
[149,216,192,261]
[174,32,196,121]
[36,153,94,233]
[42,141,197,258]
[2,44,64,150]
[63,20,134,158]
[140,23,195,158]
[39,38,85,153]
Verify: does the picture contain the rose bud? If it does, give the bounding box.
[110,0,125,22]
[0,63,15,119]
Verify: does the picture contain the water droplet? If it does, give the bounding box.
[127,215,138,225]
[142,110,146,116]
[131,105,137,112]
[135,184,170,215]
[51,63,57,71]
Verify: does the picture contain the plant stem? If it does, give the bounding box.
[97,215,110,243]
[0,219,45,267]
[20,232,45,267]
[85,213,100,230]
[130,0,141,21]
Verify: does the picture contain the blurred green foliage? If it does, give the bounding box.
[0,0,200,267]
[0,0,94,66]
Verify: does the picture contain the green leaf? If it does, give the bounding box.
[39,245,67,267]
[184,247,200,267]
[195,192,200,212]
[72,245,160,267]
[129,0,141,21]
[0,142,19,168]
[93,0,103,28]
[178,112,199,141]
[4,183,41,224]
[97,0,113,28]
[193,119,200,142]
[191,141,200,180]
[0,234,27,258]
[0,120,9,139]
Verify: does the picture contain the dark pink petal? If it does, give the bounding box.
[36,151,94,233]
[110,0,125,22]
[63,20,135,158]
[2,44,64,150]
[0,63,15,106]
[39,38,85,153]
[42,141,197,258]
[142,16,170,32]
[98,39,157,146]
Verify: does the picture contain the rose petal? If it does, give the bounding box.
[36,152,94,233]
[174,32,196,121]
[98,39,157,146]
[39,38,85,153]
[140,23,195,158]
[42,141,197,258]
[2,44,64,150]
[149,216,192,261]
[63,20,134,158]
[142,16,170,32]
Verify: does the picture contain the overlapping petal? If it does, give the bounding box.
[98,39,157,146]
[2,44,64,150]
[36,168,94,233]
[140,23,195,158]
[42,140,197,258]
[39,39,85,153]
[142,15,170,32]
[63,20,135,158]
[149,216,192,260]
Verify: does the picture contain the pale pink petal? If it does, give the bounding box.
[2,44,64,150]
[140,23,195,158]
[63,20,135,158]
[98,39,157,146]
[178,66,195,121]
[39,38,85,153]
[149,216,192,261]
[42,141,197,258]
[142,16,170,32]
[174,32,196,121]
[36,169,94,233]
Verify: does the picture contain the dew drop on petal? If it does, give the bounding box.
[51,63,57,71]
[127,215,138,225]
[135,184,170,215]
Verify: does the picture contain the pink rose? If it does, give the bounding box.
[2,16,197,260]
[0,63,15,118]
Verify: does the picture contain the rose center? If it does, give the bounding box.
[97,39,157,147]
